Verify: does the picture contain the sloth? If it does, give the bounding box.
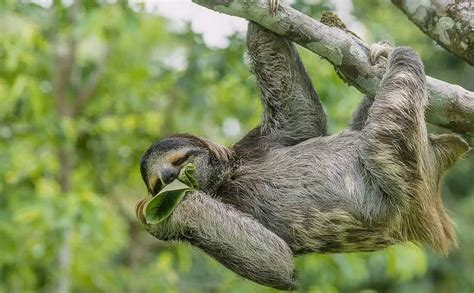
[138,22,469,290]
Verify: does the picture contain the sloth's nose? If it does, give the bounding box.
[160,166,179,185]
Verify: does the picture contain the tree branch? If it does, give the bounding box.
[392,0,473,65]
[192,0,474,136]
[53,1,80,292]
[53,36,76,118]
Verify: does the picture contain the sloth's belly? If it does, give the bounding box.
[222,163,399,254]
[247,185,399,254]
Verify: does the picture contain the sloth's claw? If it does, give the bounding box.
[370,41,394,65]
[268,0,280,16]
[135,198,148,225]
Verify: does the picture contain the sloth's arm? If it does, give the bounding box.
[243,22,327,146]
[145,190,297,291]
[348,95,372,131]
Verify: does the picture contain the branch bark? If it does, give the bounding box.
[192,0,474,136]
[53,1,79,292]
[392,0,473,65]
[53,36,76,118]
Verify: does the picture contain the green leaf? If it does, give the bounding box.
[143,163,198,224]
[177,163,198,189]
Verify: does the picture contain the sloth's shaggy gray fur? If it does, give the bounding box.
[140,23,469,290]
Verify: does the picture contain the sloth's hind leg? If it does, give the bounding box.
[362,45,428,208]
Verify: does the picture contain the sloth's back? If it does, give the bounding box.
[230,130,371,203]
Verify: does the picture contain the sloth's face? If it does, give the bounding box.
[140,135,213,196]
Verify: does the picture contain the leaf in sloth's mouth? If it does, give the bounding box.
[135,163,198,225]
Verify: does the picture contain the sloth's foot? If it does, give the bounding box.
[370,41,393,65]
[268,0,280,16]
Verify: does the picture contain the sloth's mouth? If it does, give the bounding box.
[148,167,181,196]
[147,175,164,197]
[151,180,164,197]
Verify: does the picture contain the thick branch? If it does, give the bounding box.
[192,0,474,135]
[392,0,473,65]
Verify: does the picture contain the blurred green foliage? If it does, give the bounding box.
[0,1,473,292]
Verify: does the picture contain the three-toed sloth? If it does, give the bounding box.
[139,22,469,290]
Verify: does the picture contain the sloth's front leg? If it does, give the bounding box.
[141,191,297,291]
[348,41,394,130]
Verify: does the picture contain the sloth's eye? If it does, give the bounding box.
[171,153,192,166]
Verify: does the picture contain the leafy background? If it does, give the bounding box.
[0,0,473,292]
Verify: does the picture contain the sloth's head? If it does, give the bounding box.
[140,134,232,195]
